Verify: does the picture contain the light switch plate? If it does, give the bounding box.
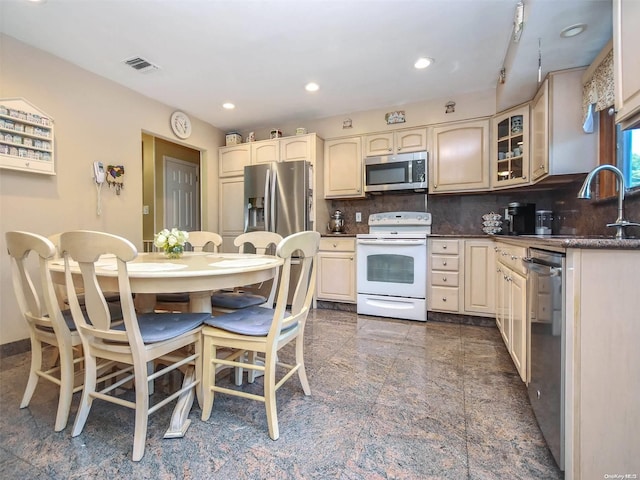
[356,212,362,222]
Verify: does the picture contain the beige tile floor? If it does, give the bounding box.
[0,309,563,479]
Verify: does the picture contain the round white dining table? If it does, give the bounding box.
[49,251,283,314]
[48,250,283,438]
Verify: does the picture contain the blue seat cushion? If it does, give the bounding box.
[156,293,190,303]
[65,292,121,306]
[115,312,208,343]
[204,306,296,337]
[59,301,124,331]
[210,291,267,309]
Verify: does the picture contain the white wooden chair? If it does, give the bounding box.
[210,231,283,314]
[60,230,209,461]
[5,231,121,431]
[200,231,320,440]
[154,231,222,312]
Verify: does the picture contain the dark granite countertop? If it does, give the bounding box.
[429,233,640,250]
[321,233,357,238]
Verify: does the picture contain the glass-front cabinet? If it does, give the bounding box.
[492,105,529,188]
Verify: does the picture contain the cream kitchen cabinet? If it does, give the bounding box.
[251,140,280,165]
[613,0,640,129]
[429,237,495,317]
[324,136,364,199]
[219,144,250,177]
[494,242,528,382]
[492,105,530,188]
[0,98,55,175]
[363,127,427,156]
[429,239,461,312]
[530,68,597,183]
[280,135,313,163]
[429,119,490,193]
[218,176,245,252]
[316,237,356,303]
[464,239,495,316]
[564,247,640,479]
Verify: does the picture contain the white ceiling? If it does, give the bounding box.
[0,0,612,132]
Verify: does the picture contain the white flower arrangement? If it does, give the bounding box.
[154,228,189,258]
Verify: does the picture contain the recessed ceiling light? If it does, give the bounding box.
[222,103,235,110]
[414,57,434,69]
[560,23,587,38]
[305,82,319,92]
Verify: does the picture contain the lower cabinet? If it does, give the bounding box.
[316,237,356,303]
[218,176,245,252]
[428,237,495,317]
[494,242,528,382]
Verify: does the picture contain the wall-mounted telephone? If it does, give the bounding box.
[94,161,105,184]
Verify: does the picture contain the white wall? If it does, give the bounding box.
[0,35,224,345]
[244,88,497,142]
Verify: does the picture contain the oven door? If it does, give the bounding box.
[356,237,427,298]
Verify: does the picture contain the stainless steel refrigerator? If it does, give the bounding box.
[244,160,313,236]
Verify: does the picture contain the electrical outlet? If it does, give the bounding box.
[143,205,150,215]
[356,212,362,222]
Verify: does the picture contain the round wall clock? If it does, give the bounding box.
[170,111,192,139]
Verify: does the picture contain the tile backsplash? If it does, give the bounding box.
[328,180,640,237]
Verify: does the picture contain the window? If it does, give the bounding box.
[617,126,640,189]
[597,109,640,198]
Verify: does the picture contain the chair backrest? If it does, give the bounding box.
[187,231,222,252]
[5,231,73,342]
[60,230,141,347]
[234,231,283,305]
[268,231,320,339]
[234,231,283,255]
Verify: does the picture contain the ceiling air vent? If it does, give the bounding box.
[123,56,159,73]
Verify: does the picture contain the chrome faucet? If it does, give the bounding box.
[577,165,640,239]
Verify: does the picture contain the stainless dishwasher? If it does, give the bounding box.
[523,248,565,471]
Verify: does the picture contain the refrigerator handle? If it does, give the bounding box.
[244,201,249,233]
[264,168,271,231]
[270,168,277,232]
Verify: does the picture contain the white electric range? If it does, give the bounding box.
[356,211,432,321]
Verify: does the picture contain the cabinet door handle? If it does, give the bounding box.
[442,245,447,250]
[332,243,337,248]
[443,277,447,282]
[442,297,447,302]
[442,261,447,266]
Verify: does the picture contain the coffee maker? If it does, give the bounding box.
[504,202,536,235]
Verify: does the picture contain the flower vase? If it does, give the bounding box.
[163,245,184,259]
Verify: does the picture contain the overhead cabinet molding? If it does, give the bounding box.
[0,98,55,175]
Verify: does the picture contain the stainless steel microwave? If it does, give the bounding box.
[363,151,428,193]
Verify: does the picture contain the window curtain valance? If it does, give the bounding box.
[582,48,614,132]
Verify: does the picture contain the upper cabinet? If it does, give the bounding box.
[530,68,597,183]
[219,144,251,177]
[429,119,490,193]
[251,140,280,165]
[364,127,427,156]
[280,135,313,163]
[613,0,640,129]
[219,134,322,177]
[0,98,55,175]
[492,105,530,188]
[324,136,364,199]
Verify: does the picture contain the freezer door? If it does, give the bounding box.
[244,163,271,232]
[273,161,309,237]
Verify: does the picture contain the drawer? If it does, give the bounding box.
[431,286,459,312]
[495,243,528,275]
[431,271,459,287]
[431,239,459,255]
[430,254,459,271]
[320,237,355,252]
